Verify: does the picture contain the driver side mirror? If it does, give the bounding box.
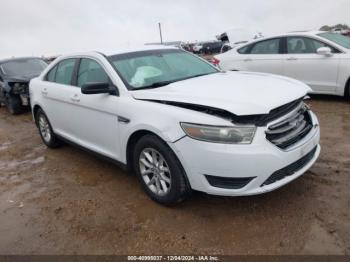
[81,82,117,95]
[317,47,332,56]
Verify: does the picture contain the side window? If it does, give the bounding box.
[77,58,109,87]
[311,39,340,54]
[55,59,76,85]
[46,66,57,82]
[250,39,280,54]
[238,44,251,54]
[287,37,339,54]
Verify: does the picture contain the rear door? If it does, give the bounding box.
[283,36,340,93]
[40,58,79,140]
[239,38,284,75]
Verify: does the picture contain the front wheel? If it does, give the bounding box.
[6,94,22,115]
[35,109,62,148]
[346,82,350,98]
[133,135,191,205]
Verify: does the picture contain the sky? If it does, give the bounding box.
[0,0,349,58]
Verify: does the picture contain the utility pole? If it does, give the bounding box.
[158,22,163,44]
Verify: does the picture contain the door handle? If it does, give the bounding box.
[244,58,253,62]
[70,94,80,102]
[41,88,48,95]
[287,57,298,61]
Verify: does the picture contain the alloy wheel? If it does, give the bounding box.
[139,148,171,196]
[38,115,52,143]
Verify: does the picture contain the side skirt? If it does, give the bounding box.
[56,134,128,172]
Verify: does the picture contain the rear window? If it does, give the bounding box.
[238,45,251,54]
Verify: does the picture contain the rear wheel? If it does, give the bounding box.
[35,109,62,148]
[6,94,22,115]
[133,134,191,205]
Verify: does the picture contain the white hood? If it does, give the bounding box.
[131,71,310,116]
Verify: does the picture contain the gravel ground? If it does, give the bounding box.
[0,95,349,255]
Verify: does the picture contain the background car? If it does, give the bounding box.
[220,41,249,54]
[192,43,204,54]
[182,43,195,53]
[201,41,224,55]
[0,57,47,114]
[215,31,350,97]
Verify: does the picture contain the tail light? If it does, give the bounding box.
[211,57,220,66]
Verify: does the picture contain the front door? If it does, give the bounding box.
[283,36,340,93]
[69,58,121,160]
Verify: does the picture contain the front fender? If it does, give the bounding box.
[117,97,233,163]
[119,123,183,163]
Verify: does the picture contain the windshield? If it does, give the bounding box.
[0,58,48,77]
[109,49,218,90]
[318,33,350,49]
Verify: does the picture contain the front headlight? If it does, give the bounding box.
[181,123,256,144]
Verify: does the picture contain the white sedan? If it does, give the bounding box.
[214,31,350,97]
[30,46,320,205]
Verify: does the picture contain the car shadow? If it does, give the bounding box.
[308,94,348,102]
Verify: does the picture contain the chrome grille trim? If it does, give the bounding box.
[271,121,307,146]
[267,101,304,127]
[266,102,313,149]
[267,114,305,135]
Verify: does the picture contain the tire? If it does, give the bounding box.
[133,134,191,205]
[35,109,62,148]
[346,81,350,98]
[6,94,22,115]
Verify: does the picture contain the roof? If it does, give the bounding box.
[233,30,328,47]
[51,45,180,61]
[99,45,178,57]
[264,30,326,40]
[284,30,325,36]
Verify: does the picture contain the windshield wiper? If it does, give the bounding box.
[180,72,219,81]
[186,73,211,79]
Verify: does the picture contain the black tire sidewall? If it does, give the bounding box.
[133,135,190,205]
[6,94,22,115]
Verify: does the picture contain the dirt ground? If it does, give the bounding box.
[0,95,349,255]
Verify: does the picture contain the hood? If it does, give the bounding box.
[5,73,39,83]
[131,71,310,116]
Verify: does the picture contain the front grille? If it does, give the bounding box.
[261,146,317,186]
[206,175,255,189]
[266,102,313,149]
[258,98,304,126]
[232,97,305,126]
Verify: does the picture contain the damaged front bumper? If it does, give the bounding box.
[19,94,30,106]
